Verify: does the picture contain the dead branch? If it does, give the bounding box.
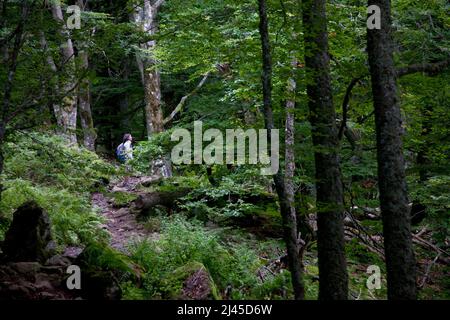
[163,71,211,125]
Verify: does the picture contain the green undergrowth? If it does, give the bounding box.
[0,132,121,246]
[123,216,296,300]
[109,191,139,207]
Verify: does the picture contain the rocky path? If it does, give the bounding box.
[92,176,160,253]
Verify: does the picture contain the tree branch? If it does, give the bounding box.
[396,58,450,78]
[338,77,361,140]
[339,58,450,146]
[163,71,211,125]
[154,0,165,11]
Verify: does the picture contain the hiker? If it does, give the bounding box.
[116,133,134,163]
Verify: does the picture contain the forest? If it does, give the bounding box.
[0,0,449,301]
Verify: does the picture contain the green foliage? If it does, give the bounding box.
[128,216,277,299]
[4,132,117,192]
[128,130,176,174]
[251,270,293,300]
[0,179,107,245]
[161,261,221,300]
[143,216,163,233]
[110,192,138,207]
[77,241,137,279]
[155,173,209,192]
[178,168,273,222]
[410,175,450,244]
[0,132,116,246]
[346,238,383,266]
[121,281,147,300]
[1,0,448,301]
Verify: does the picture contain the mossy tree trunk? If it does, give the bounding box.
[302,0,348,300]
[50,2,78,146]
[133,0,165,138]
[367,0,417,300]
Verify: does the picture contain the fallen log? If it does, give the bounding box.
[131,188,192,215]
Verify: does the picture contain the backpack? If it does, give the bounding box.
[116,143,127,163]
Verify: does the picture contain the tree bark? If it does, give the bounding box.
[50,2,78,146]
[133,0,165,137]
[302,0,348,300]
[257,0,305,300]
[131,188,191,214]
[119,59,131,132]
[78,49,97,151]
[367,0,417,300]
[76,0,96,151]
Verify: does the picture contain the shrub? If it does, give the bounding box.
[0,179,107,245]
[128,217,268,299]
[3,132,118,193]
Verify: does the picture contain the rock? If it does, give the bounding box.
[139,175,164,187]
[73,244,130,300]
[2,201,54,263]
[45,255,72,267]
[182,267,217,300]
[79,270,122,300]
[63,246,83,259]
[164,262,220,300]
[112,186,128,193]
[0,262,76,300]
[11,262,42,275]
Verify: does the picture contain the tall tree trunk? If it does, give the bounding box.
[133,0,165,138]
[78,49,97,151]
[132,0,171,177]
[50,2,78,146]
[302,0,348,300]
[258,0,305,300]
[119,59,131,132]
[367,0,417,300]
[76,0,96,151]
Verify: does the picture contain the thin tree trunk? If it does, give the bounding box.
[417,105,433,183]
[257,0,305,300]
[78,49,96,151]
[76,0,96,151]
[367,0,417,300]
[302,0,348,300]
[133,0,165,138]
[50,2,78,146]
[119,59,131,132]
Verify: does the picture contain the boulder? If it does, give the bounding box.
[163,262,220,300]
[73,243,132,300]
[0,262,78,300]
[2,201,55,263]
[78,270,122,300]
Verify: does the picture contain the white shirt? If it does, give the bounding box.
[123,140,133,160]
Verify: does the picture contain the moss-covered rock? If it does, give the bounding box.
[162,262,220,300]
[2,201,55,263]
[74,242,140,300]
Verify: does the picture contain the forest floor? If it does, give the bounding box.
[88,173,450,300]
[91,176,159,253]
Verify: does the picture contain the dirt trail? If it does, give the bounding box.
[91,176,159,253]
